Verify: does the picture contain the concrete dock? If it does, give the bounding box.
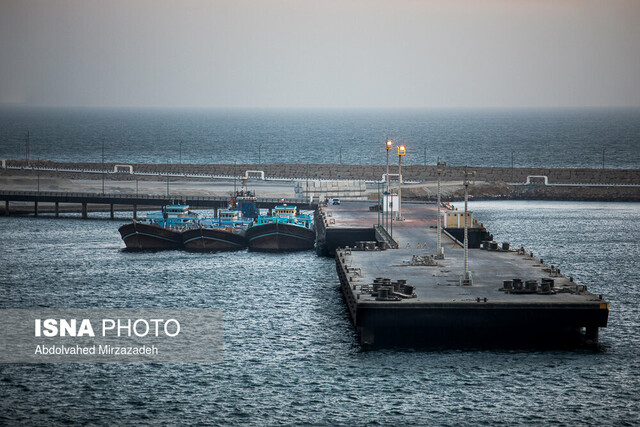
[322,201,609,347]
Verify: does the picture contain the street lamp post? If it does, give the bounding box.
[377,181,381,227]
[436,160,446,259]
[179,141,183,175]
[339,146,342,181]
[166,160,170,198]
[462,168,475,286]
[511,150,514,183]
[258,145,262,165]
[306,162,310,201]
[102,139,105,195]
[424,146,427,183]
[602,148,605,169]
[385,139,393,192]
[396,145,406,221]
[26,131,30,166]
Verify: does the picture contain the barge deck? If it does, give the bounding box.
[320,201,609,347]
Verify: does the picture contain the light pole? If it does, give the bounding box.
[179,141,183,175]
[436,160,446,259]
[258,145,262,165]
[102,139,105,195]
[166,160,170,198]
[26,131,30,166]
[396,145,406,221]
[385,139,393,192]
[377,181,381,227]
[602,148,605,169]
[306,162,310,202]
[462,168,475,286]
[424,146,427,183]
[511,150,514,182]
[339,146,342,181]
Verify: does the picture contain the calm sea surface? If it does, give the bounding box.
[0,107,639,168]
[1,201,639,425]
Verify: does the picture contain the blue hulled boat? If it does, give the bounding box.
[246,205,315,252]
[118,204,199,250]
[181,184,259,252]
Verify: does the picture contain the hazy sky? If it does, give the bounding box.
[1,0,639,108]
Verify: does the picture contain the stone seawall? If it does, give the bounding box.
[4,160,640,185]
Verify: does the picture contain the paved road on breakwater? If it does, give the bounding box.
[2,160,640,201]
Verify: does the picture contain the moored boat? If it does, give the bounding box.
[119,204,199,250]
[246,205,315,252]
[181,182,258,252]
[182,209,251,251]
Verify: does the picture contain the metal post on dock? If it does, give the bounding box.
[110,204,114,219]
[133,204,137,220]
[5,200,9,216]
[55,202,59,218]
[462,168,475,286]
[34,201,38,216]
[396,145,405,221]
[82,203,88,219]
[436,160,446,259]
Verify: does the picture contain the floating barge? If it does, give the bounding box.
[318,201,609,348]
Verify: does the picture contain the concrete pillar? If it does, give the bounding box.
[55,202,59,218]
[110,204,114,219]
[34,201,38,216]
[133,204,137,220]
[4,200,8,216]
[82,203,88,219]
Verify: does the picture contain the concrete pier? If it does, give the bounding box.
[322,201,609,347]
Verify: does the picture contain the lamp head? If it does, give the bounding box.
[386,139,393,150]
[398,145,406,156]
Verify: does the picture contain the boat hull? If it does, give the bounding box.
[182,227,247,252]
[118,222,183,250]
[246,222,315,252]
